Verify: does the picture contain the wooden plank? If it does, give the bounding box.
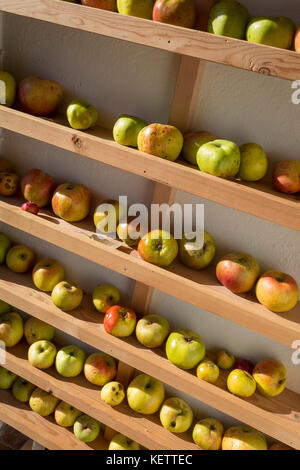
[0,0,300,81]
[0,107,298,231]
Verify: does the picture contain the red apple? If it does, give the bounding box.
[216,252,260,294]
[295,27,300,52]
[272,159,300,194]
[21,169,55,208]
[234,358,254,374]
[153,0,196,29]
[256,270,299,313]
[81,0,117,11]
[21,202,39,215]
[52,183,91,222]
[18,77,63,116]
[104,305,136,337]
[84,352,117,386]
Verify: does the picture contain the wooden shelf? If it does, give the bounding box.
[2,341,198,451]
[0,272,299,448]
[0,0,300,81]
[0,389,108,450]
[0,107,298,231]
[0,197,299,347]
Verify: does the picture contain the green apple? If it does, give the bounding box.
[227,369,256,397]
[24,317,55,345]
[217,350,235,370]
[222,425,268,450]
[127,373,165,414]
[160,397,193,433]
[66,99,98,130]
[208,0,249,39]
[92,284,120,314]
[182,132,216,166]
[238,143,268,182]
[193,417,224,450]
[0,233,11,264]
[117,0,154,19]
[0,71,16,107]
[197,139,240,179]
[32,258,65,292]
[55,345,85,377]
[178,230,216,270]
[138,124,184,162]
[166,329,205,370]
[6,245,35,273]
[135,314,170,348]
[12,378,35,402]
[197,359,219,384]
[0,312,23,347]
[0,299,11,315]
[51,281,83,311]
[247,17,295,50]
[100,381,125,406]
[113,115,148,147]
[0,367,18,389]
[54,401,82,427]
[109,433,140,450]
[28,340,57,369]
[73,414,101,443]
[29,387,59,416]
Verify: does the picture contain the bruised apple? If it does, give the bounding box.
[104,305,136,337]
[0,173,19,196]
[160,397,193,433]
[100,381,125,406]
[216,252,260,294]
[21,169,55,208]
[153,0,196,29]
[81,0,117,11]
[29,388,59,416]
[52,183,91,222]
[18,77,63,116]
[272,159,300,194]
[138,124,183,162]
[255,270,299,313]
[66,100,98,131]
[193,418,224,450]
[74,415,100,443]
[138,230,178,267]
[84,352,117,386]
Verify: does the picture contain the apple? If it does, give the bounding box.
[182,132,216,166]
[216,252,260,294]
[246,17,295,50]
[295,27,300,52]
[0,299,11,315]
[28,340,57,369]
[24,317,55,345]
[117,216,142,246]
[138,230,178,267]
[104,305,136,337]
[272,159,300,194]
[12,378,35,402]
[32,258,65,292]
[227,369,256,398]
[269,442,293,450]
[0,312,23,347]
[217,350,235,370]
[67,100,98,130]
[55,345,85,377]
[178,230,216,270]
[138,124,184,162]
[135,314,170,348]
[0,172,19,196]
[6,245,35,273]
[0,233,11,264]
[192,418,224,450]
[153,0,196,29]
[127,373,165,414]
[113,115,148,147]
[73,414,101,442]
[166,329,205,370]
[208,0,249,39]
[197,139,240,179]
[92,284,120,314]
[84,352,117,386]
[54,401,82,427]
[196,359,219,384]
[93,199,125,234]
[160,397,193,433]
[0,71,16,107]
[21,202,39,215]
[109,433,140,450]
[256,270,299,313]
[0,367,18,389]
[238,143,268,182]
[29,387,59,416]
[52,183,91,222]
[222,425,268,450]
[253,359,287,397]
[51,281,83,311]
[100,381,125,406]
[21,169,55,208]
[18,77,63,116]
[117,0,154,19]
[81,0,117,11]
[234,358,254,374]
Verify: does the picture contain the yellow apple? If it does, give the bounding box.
[222,425,268,450]
[217,350,235,370]
[100,381,125,406]
[252,359,287,397]
[51,281,83,311]
[92,284,120,313]
[0,312,23,347]
[6,245,35,273]
[93,199,125,234]
[135,314,170,348]
[197,359,219,384]
[192,417,224,450]
[28,340,57,369]
[227,369,256,397]
[24,317,55,345]
[0,367,18,389]
[0,71,16,106]
[127,374,165,415]
[160,397,193,433]
[32,258,64,292]
[12,378,35,402]
[29,388,59,416]
[109,433,140,450]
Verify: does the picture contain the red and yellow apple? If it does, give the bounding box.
[52,183,91,222]
[252,359,287,397]
[166,329,205,370]
[21,169,55,208]
[24,317,55,345]
[104,305,136,337]
[135,314,170,348]
[32,258,65,292]
[153,0,196,29]
[227,369,256,398]
[216,252,260,294]
[272,159,300,194]
[193,418,224,450]
[0,172,19,196]
[138,124,183,162]
[54,401,82,427]
[197,359,219,384]
[0,312,23,347]
[222,425,267,450]
[255,270,299,313]
[179,230,216,270]
[182,131,216,166]
[84,352,117,386]
[29,388,59,416]
[18,77,63,116]
[138,229,178,267]
[21,202,39,215]
[81,0,117,11]
[127,373,165,414]
[92,284,120,314]
[160,397,193,433]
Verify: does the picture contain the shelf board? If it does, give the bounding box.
[0,273,299,448]
[0,197,299,347]
[2,341,198,451]
[0,0,300,81]
[0,389,108,450]
[0,107,299,231]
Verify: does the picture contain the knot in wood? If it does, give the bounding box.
[72,135,82,149]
